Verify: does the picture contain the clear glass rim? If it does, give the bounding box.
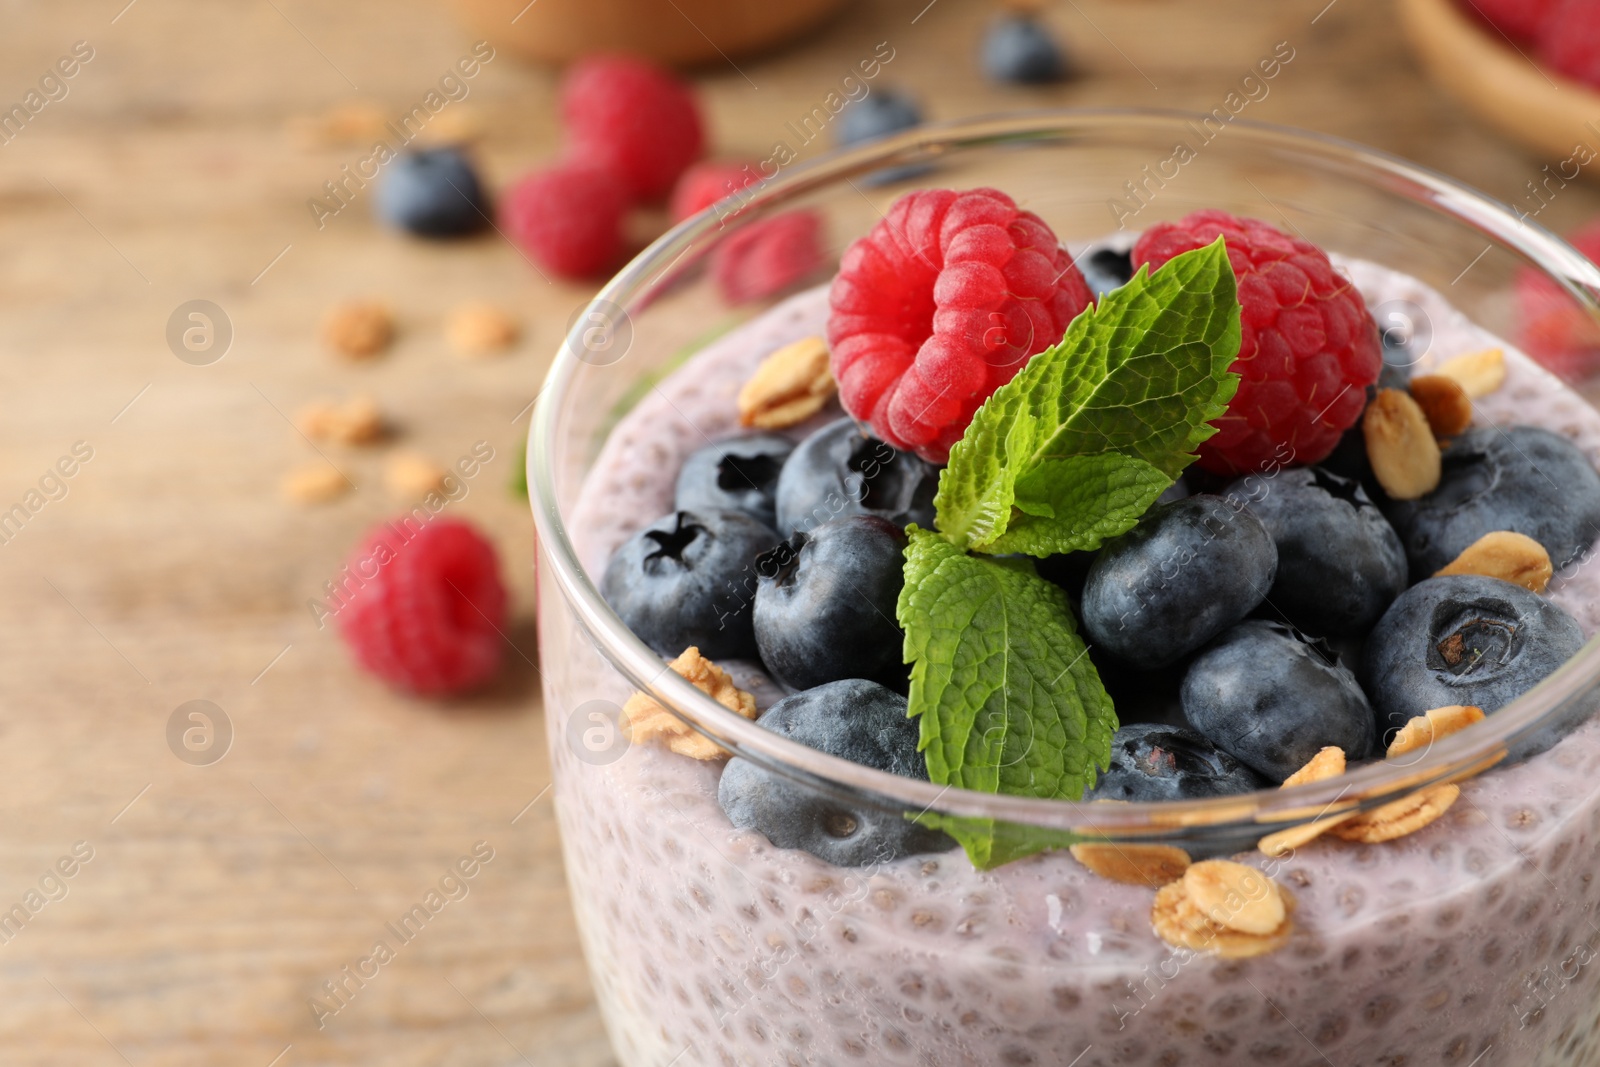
[529,108,1600,835]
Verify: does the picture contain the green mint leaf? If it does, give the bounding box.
[899,527,1116,868]
[911,812,1083,871]
[933,238,1241,555]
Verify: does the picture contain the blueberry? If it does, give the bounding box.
[837,88,922,147]
[1384,426,1600,576]
[774,417,938,536]
[374,148,489,238]
[1362,575,1587,755]
[1378,356,1412,393]
[1182,620,1376,782]
[674,433,795,530]
[1227,467,1407,637]
[717,679,955,866]
[1084,723,1265,803]
[1080,496,1278,669]
[754,516,907,693]
[1079,245,1134,299]
[836,89,928,186]
[601,509,779,659]
[981,16,1070,84]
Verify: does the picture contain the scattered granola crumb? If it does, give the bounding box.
[323,300,394,359]
[1183,860,1287,935]
[384,453,447,498]
[1433,347,1507,398]
[412,106,485,147]
[738,336,836,429]
[1282,746,1345,787]
[1258,748,1355,855]
[1363,387,1442,500]
[1068,843,1191,887]
[1151,864,1294,959]
[1387,705,1486,759]
[289,101,390,148]
[1330,784,1461,843]
[622,646,757,760]
[1408,374,1473,438]
[1259,815,1356,858]
[297,395,385,445]
[282,462,351,504]
[1435,530,1554,592]
[447,302,520,357]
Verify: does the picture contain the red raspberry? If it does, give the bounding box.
[1517,218,1600,381]
[1132,210,1380,477]
[500,162,629,278]
[1465,0,1556,41]
[670,160,761,223]
[712,210,823,305]
[1539,0,1600,86]
[334,518,507,696]
[561,54,705,202]
[827,187,1095,463]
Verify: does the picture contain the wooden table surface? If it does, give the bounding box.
[0,0,1594,1063]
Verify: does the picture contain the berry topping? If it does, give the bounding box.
[1080,495,1278,669]
[1382,425,1600,575]
[334,519,507,696]
[711,210,824,305]
[1363,575,1585,756]
[717,679,955,866]
[374,148,489,239]
[1181,621,1376,783]
[980,15,1070,84]
[1230,466,1407,637]
[753,516,908,693]
[827,187,1095,462]
[560,54,704,201]
[1084,723,1264,803]
[774,417,938,536]
[674,433,795,530]
[600,509,780,659]
[1516,219,1600,381]
[669,159,760,223]
[500,162,629,278]
[1132,209,1381,476]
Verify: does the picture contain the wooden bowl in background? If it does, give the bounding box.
[454,0,849,67]
[1400,0,1600,173]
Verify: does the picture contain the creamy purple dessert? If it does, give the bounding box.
[550,259,1600,1067]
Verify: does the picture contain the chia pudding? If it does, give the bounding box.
[546,253,1600,1066]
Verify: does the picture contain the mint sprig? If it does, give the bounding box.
[933,238,1241,556]
[898,239,1242,869]
[900,529,1116,868]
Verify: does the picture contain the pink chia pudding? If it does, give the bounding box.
[546,255,1600,1067]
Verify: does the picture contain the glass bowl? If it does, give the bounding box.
[529,110,1600,1066]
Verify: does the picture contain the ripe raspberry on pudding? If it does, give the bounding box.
[826,187,1094,463]
[1133,209,1381,476]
